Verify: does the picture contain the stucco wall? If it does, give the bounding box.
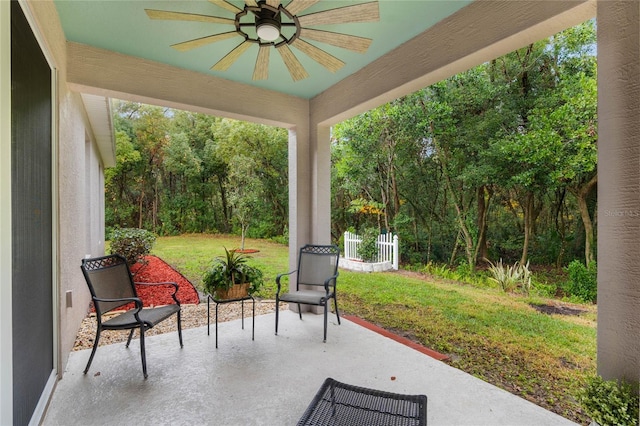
[57,90,102,372]
[596,0,640,383]
[24,0,108,377]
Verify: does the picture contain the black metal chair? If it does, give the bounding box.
[275,244,340,342]
[298,378,428,426]
[80,254,183,378]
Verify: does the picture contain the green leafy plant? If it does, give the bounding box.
[577,376,639,426]
[423,262,454,280]
[455,261,473,280]
[358,227,379,263]
[520,261,532,295]
[487,259,522,292]
[202,247,264,296]
[109,228,156,266]
[566,260,597,303]
[486,259,532,294]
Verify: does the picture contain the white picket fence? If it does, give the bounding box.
[343,231,399,270]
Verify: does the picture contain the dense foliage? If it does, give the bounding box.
[332,21,597,269]
[109,227,156,265]
[106,21,596,271]
[566,260,598,303]
[577,376,639,426]
[106,108,288,239]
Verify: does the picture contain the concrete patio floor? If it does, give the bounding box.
[43,310,576,425]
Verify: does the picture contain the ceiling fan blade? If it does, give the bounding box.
[171,32,238,52]
[276,44,309,81]
[284,0,319,16]
[211,41,253,71]
[298,2,379,26]
[208,0,242,14]
[145,9,235,25]
[300,28,371,53]
[245,0,259,6]
[253,46,270,80]
[291,39,344,73]
[266,0,281,7]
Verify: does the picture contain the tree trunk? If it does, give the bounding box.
[449,230,461,266]
[520,191,536,265]
[379,181,390,231]
[429,123,475,270]
[570,174,597,266]
[217,177,230,232]
[554,189,568,269]
[240,223,247,250]
[475,185,492,264]
[392,166,401,221]
[138,178,145,229]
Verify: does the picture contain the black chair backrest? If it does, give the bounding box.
[296,244,340,289]
[81,254,137,315]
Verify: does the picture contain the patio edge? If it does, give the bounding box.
[342,315,450,361]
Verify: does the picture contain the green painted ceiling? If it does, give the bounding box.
[54,1,473,99]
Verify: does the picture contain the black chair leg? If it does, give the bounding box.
[177,311,183,347]
[275,297,279,335]
[84,328,101,374]
[125,329,135,348]
[333,296,341,324]
[323,304,328,342]
[297,303,302,320]
[139,326,148,379]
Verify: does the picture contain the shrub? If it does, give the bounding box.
[358,228,379,262]
[520,261,532,295]
[423,262,454,280]
[487,259,521,292]
[109,228,157,266]
[487,259,531,294]
[566,260,597,303]
[577,376,639,426]
[455,261,473,280]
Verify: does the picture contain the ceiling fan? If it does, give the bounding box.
[145,0,379,82]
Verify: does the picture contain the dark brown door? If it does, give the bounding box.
[11,1,54,424]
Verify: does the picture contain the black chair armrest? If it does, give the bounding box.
[134,281,181,305]
[93,296,143,311]
[276,270,296,294]
[322,273,339,293]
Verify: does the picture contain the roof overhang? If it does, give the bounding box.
[80,93,116,167]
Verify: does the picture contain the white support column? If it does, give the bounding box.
[596,0,640,383]
[287,126,311,274]
[311,125,332,244]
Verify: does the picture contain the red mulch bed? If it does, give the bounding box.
[129,255,200,307]
[89,255,200,312]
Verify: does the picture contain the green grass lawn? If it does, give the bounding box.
[151,234,595,424]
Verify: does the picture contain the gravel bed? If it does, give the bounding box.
[73,300,288,351]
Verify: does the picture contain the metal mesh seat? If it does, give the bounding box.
[80,254,183,378]
[298,378,428,426]
[275,244,340,342]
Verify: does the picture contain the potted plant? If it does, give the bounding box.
[577,375,639,426]
[202,247,264,300]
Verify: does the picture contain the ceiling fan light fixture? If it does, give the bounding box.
[255,4,281,42]
[256,20,280,41]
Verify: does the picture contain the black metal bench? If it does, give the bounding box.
[298,377,427,425]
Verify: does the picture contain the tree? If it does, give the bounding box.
[226,155,263,250]
[105,130,142,228]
